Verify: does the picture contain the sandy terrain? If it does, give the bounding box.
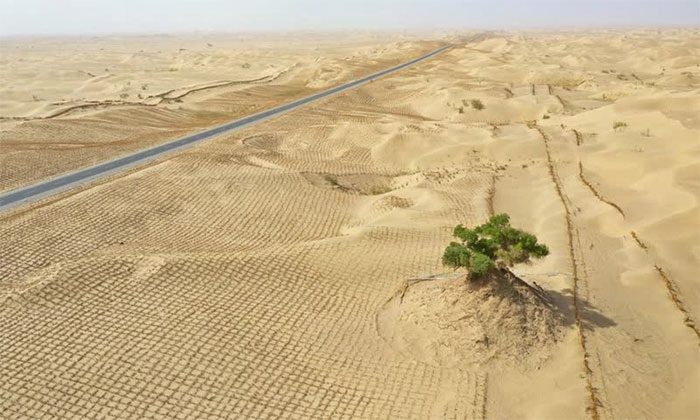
[0,33,438,191]
[1,29,699,419]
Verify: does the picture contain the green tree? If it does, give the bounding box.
[442,213,549,280]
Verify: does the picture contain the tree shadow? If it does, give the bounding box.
[464,269,617,331]
[546,287,617,331]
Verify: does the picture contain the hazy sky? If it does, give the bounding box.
[1,0,698,36]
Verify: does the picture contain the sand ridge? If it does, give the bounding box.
[1,29,699,419]
[0,33,440,192]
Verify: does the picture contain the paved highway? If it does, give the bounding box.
[0,44,451,213]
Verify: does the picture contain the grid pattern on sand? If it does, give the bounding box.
[0,71,492,417]
[1,242,484,418]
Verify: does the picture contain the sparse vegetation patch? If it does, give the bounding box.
[613,121,628,131]
[443,214,549,280]
[470,99,485,110]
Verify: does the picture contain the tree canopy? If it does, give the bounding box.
[442,213,549,279]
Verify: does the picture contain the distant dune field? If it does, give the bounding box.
[0,33,438,192]
[1,30,698,419]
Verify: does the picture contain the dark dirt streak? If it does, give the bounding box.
[0,74,278,121]
[475,374,488,420]
[574,149,695,343]
[0,101,158,121]
[654,265,700,340]
[630,231,647,250]
[578,161,625,218]
[531,122,602,420]
[578,161,698,342]
[555,94,568,110]
[486,174,497,217]
[152,74,276,101]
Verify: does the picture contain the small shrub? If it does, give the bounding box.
[457,106,465,114]
[471,99,485,110]
[613,121,628,131]
[442,214,549,280]
[369,185,392,195]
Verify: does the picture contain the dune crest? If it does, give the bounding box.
[1,29,698,419]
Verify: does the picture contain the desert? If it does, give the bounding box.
[1,28,699,419]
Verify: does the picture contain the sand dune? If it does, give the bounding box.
[0,34,439,192]
[1,29,698,419]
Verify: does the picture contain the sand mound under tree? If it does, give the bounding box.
[377,269,565,368]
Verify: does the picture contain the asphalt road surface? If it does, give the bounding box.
[0,44,451,213]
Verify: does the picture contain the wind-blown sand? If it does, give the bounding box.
[1,30,698,419]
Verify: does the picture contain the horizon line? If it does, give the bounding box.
[1,24,697,40]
